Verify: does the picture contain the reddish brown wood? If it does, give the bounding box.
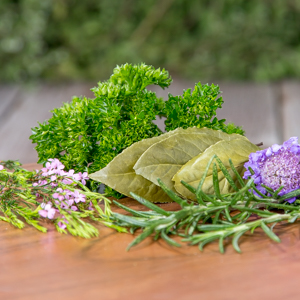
[1,164,300,299]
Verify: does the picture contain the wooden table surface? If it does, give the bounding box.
[2,164,300,300]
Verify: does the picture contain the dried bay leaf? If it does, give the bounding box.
[89,127,189,202]
[134,127,246,191]
[173,138,261,200]
[134,133,220,191]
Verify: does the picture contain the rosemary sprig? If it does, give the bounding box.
[110,155,300,253]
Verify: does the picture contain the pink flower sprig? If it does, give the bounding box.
[0,159,116,238]
[40,158,88,186]
[35,158,91,228]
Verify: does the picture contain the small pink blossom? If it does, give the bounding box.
[61,202,69,209]
[48,158,64,170]
[47,209,56,219]
[66,199,74,206]
[41,168,49,176]
[72,173,82,181]
[58,221,67,229]
[38,210,48,218]
[73,190,86,203]
[52,193,59,199]
[66,169,75,177]
[63,189,73,200]
[55,164,65,173]
[62,178,73,185]
[58,169,67,176]
[52,193,65,201]
[81,172,89,185]
[50,175,57,181]
[47,169,56,175]
[39,203,56,219]
[58,217,69,229]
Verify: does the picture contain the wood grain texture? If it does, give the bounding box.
[1,163,300,300]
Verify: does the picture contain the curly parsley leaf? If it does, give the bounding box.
[164,82,244,135]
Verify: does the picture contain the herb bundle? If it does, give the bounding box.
[4,63,300,254]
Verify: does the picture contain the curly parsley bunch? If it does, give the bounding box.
[30,63,243,177]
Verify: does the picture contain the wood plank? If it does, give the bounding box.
[0,195,300,299]
[281,81,300,140]
[22,163,42,171]
[217,82,282,147]
[0,83,94,164]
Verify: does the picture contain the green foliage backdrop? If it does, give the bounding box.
[1,0,300,82]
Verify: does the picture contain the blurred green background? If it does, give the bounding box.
[1,0,300,83]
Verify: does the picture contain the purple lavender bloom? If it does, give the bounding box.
[243,137,300,203]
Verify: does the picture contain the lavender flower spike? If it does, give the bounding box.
[243,137,300,203]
